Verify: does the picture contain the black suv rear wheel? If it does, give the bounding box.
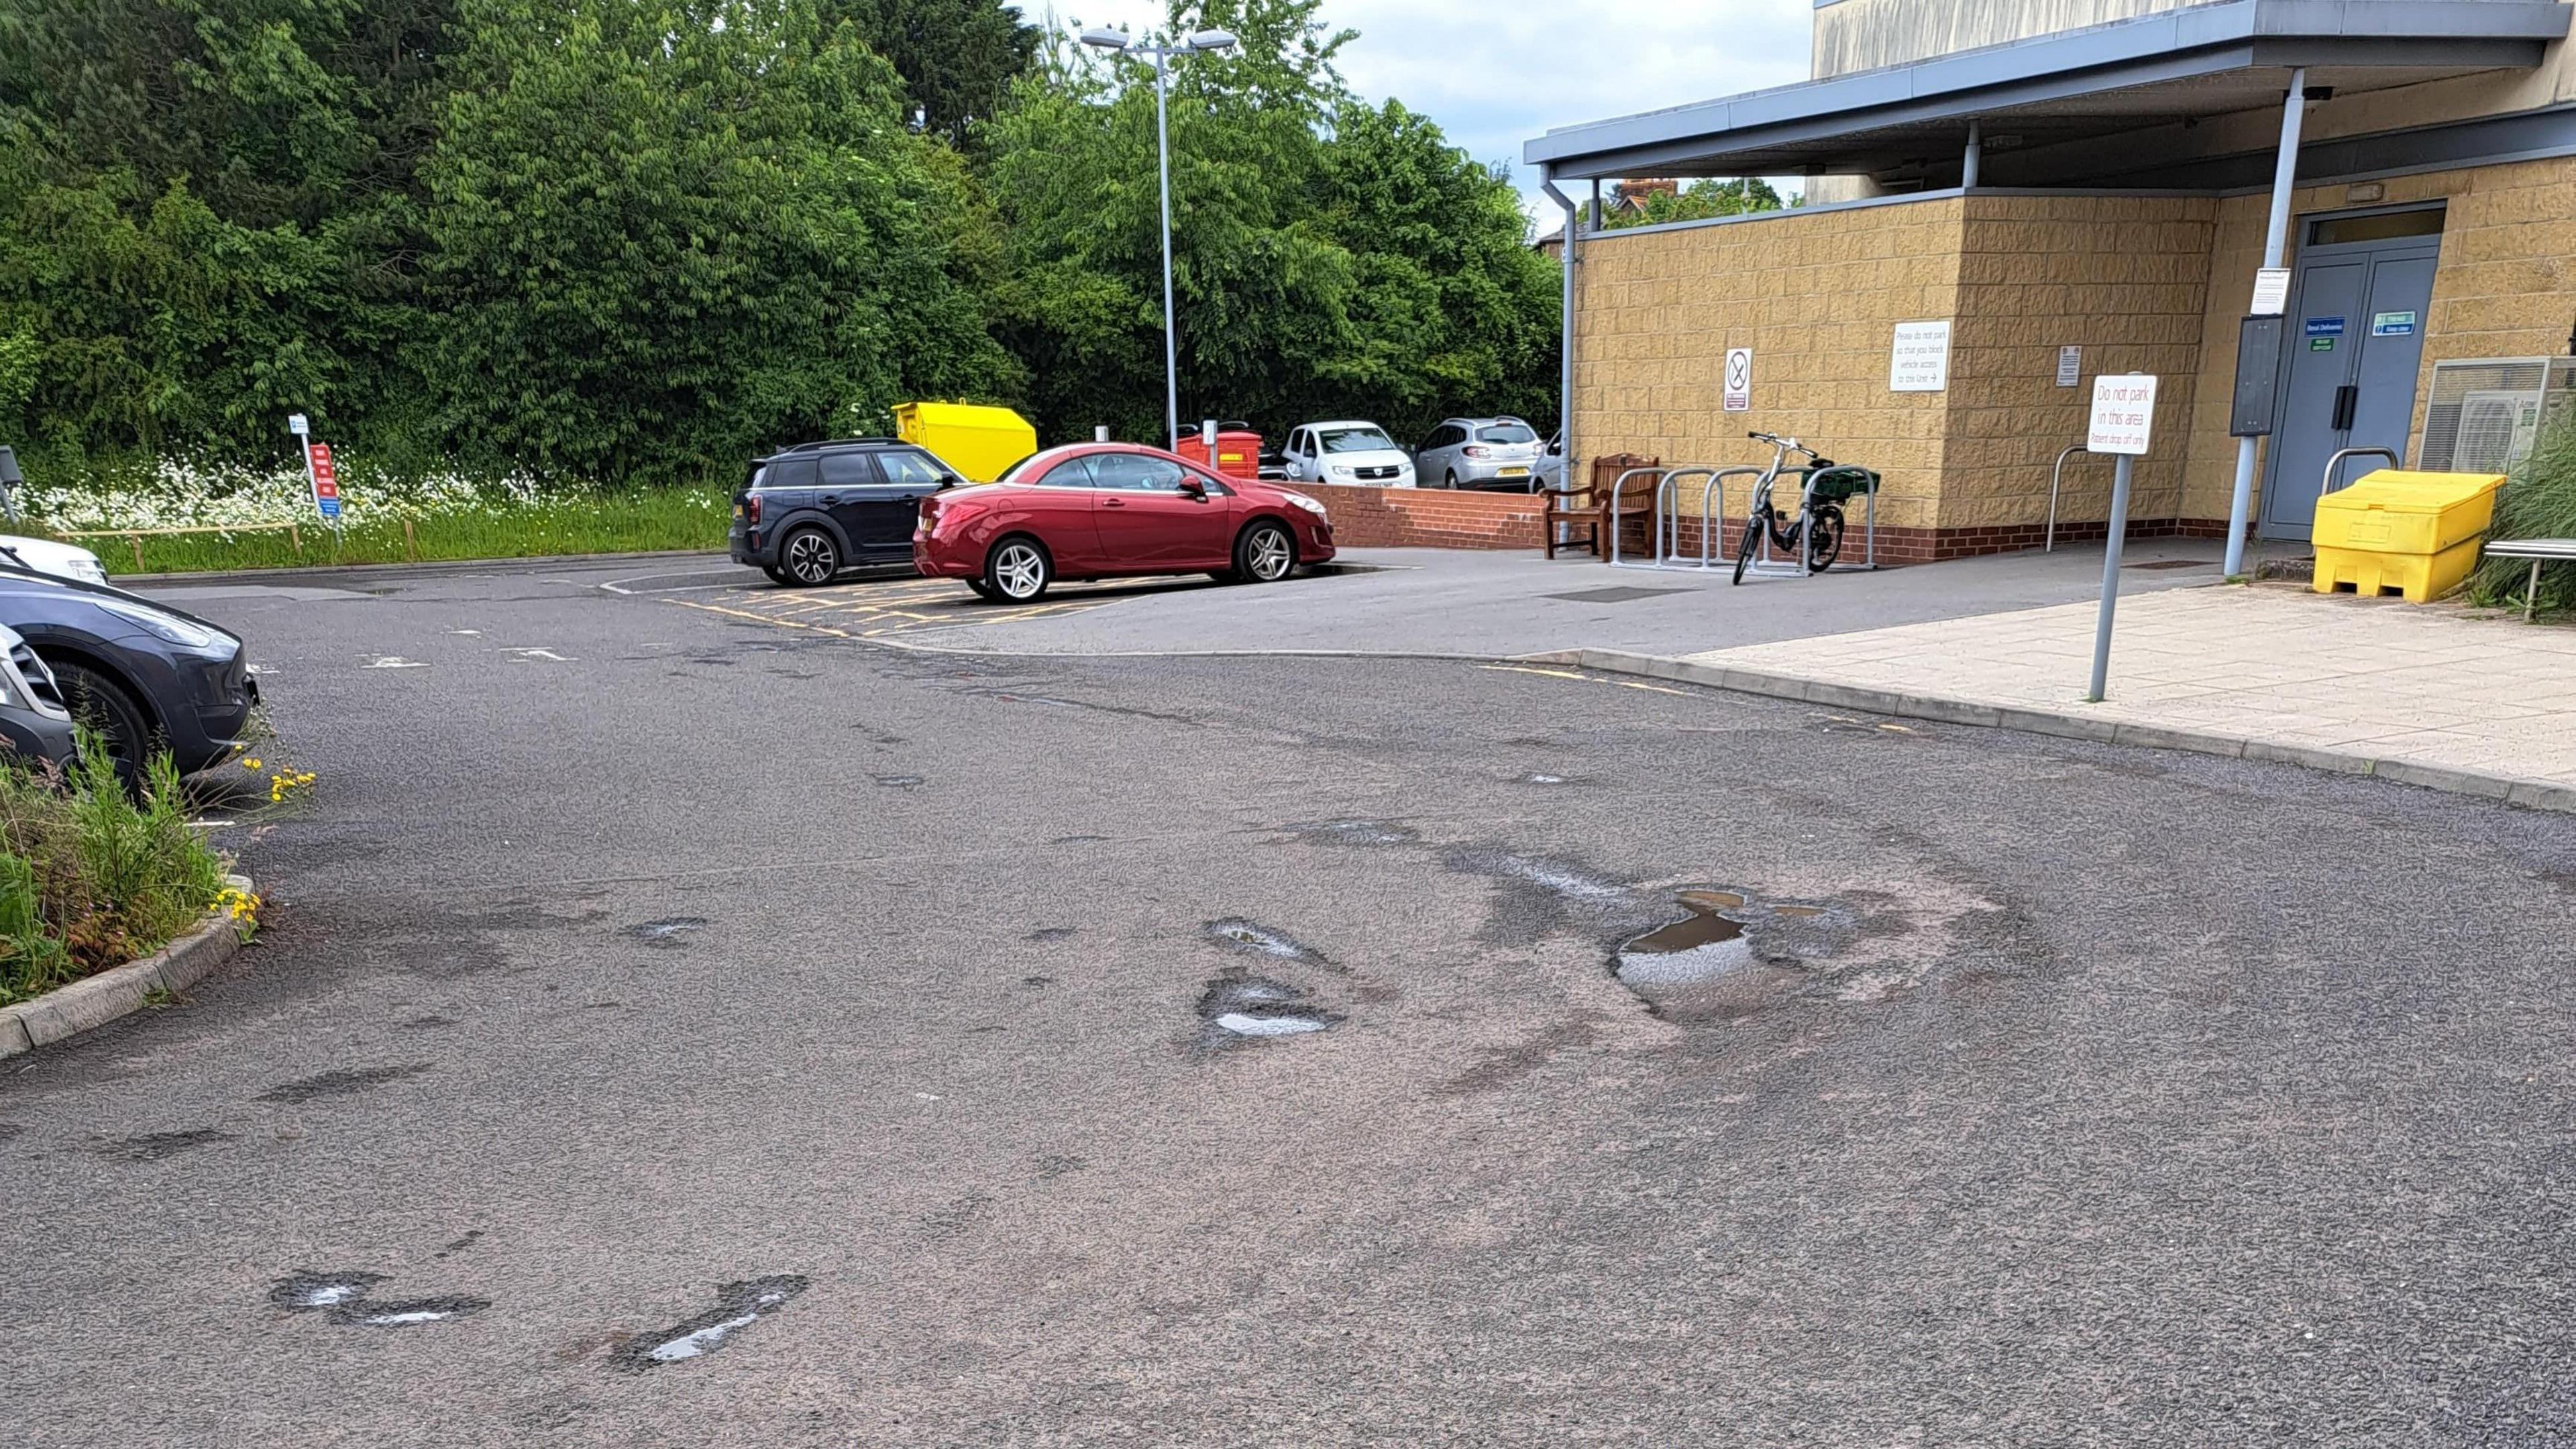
[778,528,839,586]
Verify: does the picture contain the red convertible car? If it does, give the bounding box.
[912,443,1337,603]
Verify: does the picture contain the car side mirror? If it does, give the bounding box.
[937,474,959,489]
[1178,477,1208,497]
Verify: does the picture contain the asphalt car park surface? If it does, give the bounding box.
[4,555,2573,1447]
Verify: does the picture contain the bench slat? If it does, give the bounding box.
[2485,539,2576,560]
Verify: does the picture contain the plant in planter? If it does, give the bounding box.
[2471,411,2576,616]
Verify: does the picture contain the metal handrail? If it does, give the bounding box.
[1606,466,1671,569]
[2047,443,2110,553]
[2321,446,2400,498]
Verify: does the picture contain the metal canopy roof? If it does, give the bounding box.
[1525,0,2574,186]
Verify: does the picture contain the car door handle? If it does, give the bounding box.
[2330,385,2358,432]
[822,494,840,505]
[1102,498,1126,508]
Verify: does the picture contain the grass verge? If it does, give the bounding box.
[66,488,729,577]
[0,737,232,1004]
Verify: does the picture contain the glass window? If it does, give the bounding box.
[1319,426,1395,453]
[769,455,820,488]
[1088,453,1191,492]
[877,449,949,487]
[2308,208,2445,246]
[818,452,877,488]
[1477,423,1537,444]
[1034,458,1097,488]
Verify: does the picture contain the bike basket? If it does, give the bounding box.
[1805,466,1880,504]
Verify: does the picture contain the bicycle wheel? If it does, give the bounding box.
[1731,515,1764,586]
[1807,503,1846,572]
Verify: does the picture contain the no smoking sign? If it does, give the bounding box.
[1723,347,1753,413]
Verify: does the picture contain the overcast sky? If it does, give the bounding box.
[1046,1,1816,216]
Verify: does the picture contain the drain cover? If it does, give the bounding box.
[1546,586,1695,604]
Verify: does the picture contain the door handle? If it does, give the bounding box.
[2330,385,2358,432]
[822,494,840,505]
[1102,498,1126,508]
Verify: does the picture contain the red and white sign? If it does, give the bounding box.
[2086,374,2159,456]
[307,442,338,498]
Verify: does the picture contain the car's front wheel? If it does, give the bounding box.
[985,537,1052,602]
[777,528,839,587]
[1236,520,1296,584]
[53,659,152,790]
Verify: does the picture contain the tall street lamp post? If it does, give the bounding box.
[1079,25,1238,447]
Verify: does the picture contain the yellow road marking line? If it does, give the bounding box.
[669,599,855,638]
[1480,665,1591,680]
[1617,680,1693,696]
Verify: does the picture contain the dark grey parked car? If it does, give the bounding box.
[730,437,965,586]
[0,567,257,782]
[0,621,78,770]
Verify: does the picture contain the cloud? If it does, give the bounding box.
[1040,1,1814,216]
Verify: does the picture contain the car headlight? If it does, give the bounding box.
[1282,493,1329,519]
[97,597,225,650]
[1328,464,1354,478]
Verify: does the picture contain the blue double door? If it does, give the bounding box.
[2259,211,2443,541]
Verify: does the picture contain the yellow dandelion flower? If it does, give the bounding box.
[243,757,262,770]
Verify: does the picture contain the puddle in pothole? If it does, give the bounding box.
[627,917,709,947]
[611,1276,809,1371]
[270,1271,490,1328]
[1195,973,1338,1048]
[1279,818,1418,848]
[1203,918,1334,969]
[1612,888,1864,1023]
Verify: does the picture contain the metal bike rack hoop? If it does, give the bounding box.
[2047,443,2113,553]
[1652,467,1729,572]
[1607,466,1672,570]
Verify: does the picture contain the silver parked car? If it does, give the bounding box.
[1413,417,1544,491]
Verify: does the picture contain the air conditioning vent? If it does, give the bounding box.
[2419,356,2574,472]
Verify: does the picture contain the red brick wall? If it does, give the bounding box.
[1302,484,1547,551]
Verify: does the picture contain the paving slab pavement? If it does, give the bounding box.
[1576,583,2576,808]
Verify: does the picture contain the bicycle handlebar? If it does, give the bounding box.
[1746,430,1818,458]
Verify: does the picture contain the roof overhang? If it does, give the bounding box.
[1526,0,2574,186]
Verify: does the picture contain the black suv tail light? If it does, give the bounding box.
[745,494,763,525]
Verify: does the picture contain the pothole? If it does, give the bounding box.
[1203,918,1333,968]
[1196,973,1339,1047]
[610,1276,809,1371]
[626,917,709,947]
[1279,818,1418,848]
[1611,888,1863,1023]
[269,1271,490,1328]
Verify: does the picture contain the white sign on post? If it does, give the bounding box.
[2087,373,2159,455]
[1722,348,1753,412]
[2251,268,2292,316]
[1888,321,1952,392]
[287,413,309,437]
[2056,345,2082,388]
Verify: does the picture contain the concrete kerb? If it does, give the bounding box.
[0,873,253,1059]
[1529,648,2576,817]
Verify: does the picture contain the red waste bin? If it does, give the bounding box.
[1173,427,1262,482]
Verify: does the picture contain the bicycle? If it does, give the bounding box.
[1731,431,1849,586]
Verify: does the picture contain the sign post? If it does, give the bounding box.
[2084,374,2157,702]
[291,414,342,539]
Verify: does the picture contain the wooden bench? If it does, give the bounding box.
[2485,538,2576,621]
[1542,452,1660,559]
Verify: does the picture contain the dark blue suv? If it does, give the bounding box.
[730,438,965,586]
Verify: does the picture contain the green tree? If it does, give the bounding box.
[982,0,1556,447]
[418,0,1017,484]
[1601,176,1784,230]
[828,0,1040,146]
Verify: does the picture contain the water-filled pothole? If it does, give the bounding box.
[610,1276,809,1371]
[270,1271,490,1328]
[626,917,709,948]
[1196,973,1338,1046]
[1612,888,1860,1023]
